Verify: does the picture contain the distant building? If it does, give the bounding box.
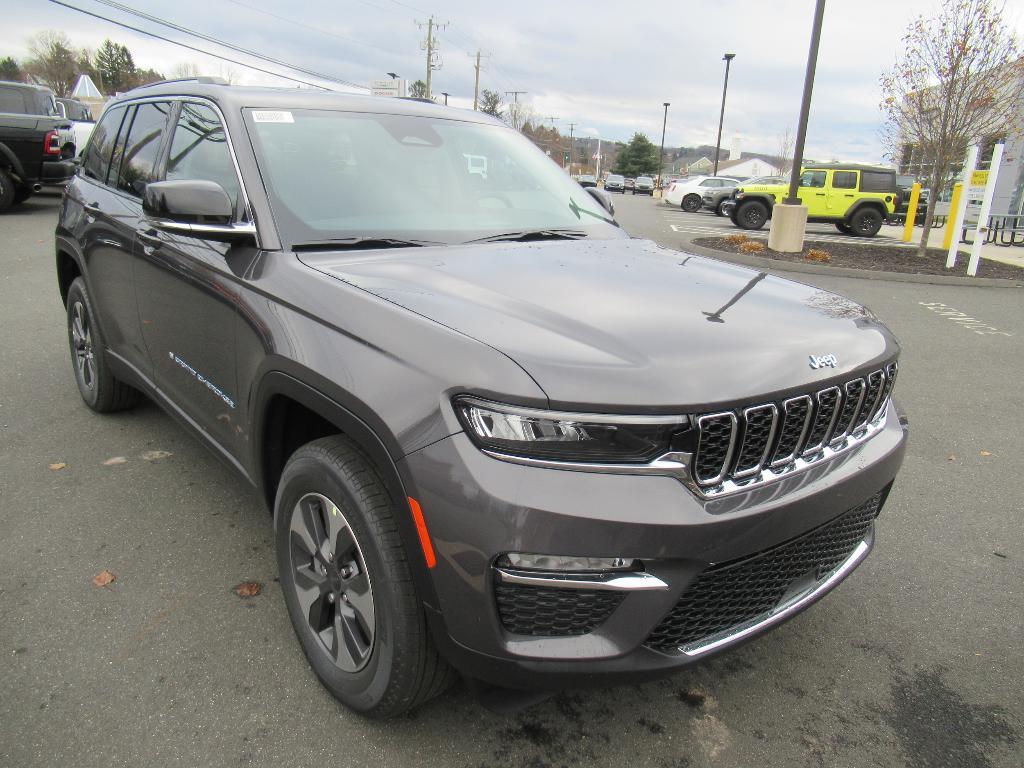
[687,157,713,175]
[715,156,783,179]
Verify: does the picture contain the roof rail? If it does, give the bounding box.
[132,76,231,90]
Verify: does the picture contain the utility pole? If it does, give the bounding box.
[415,15,447,100]
[505,90,526,103]
[713,53,736,176]
[440,91,449,105]
[567,122,576,174]
[468,49,489,110]
[658,103,670,190]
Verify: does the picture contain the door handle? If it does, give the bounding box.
[814,192,825,196]
[136,227,162,255]
[83,202,100,224]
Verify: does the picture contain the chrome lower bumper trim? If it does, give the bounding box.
[495,568,668,592]
[678,538,871,657]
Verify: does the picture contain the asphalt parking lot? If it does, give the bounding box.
[2,193,1023,768]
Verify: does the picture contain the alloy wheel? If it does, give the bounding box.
[70,301,96,391]
[288,492,375,672]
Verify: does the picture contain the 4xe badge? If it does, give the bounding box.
[808,353,838,370]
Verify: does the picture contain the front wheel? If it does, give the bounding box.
[275,436,455,718]
[835,222,853,235]
[66,277,141,412]
[735,200,769,230]
[681,194,702,212]
[0,168,15,213]
[715,200,728,217]
[849,208,883,237]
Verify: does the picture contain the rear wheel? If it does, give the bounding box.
[0,168,15,213]
[275,436,455,718]
[66,277,141,413]
[681,194,702,212]
[735,200,769,230]
[715,199,728,216]
[12,186,33,206]
[849,207,883,237]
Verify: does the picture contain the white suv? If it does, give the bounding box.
[664,176,740,211]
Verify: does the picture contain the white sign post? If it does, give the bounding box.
[947,145,979,269]
[967,143,1003,277]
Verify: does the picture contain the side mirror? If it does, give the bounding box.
[143,179,256,242]
[586,186,614,216]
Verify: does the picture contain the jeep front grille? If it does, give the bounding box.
[692,362,897,494]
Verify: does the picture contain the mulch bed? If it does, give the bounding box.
[692,236,1024,280]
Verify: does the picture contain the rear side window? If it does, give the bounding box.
[165,103,241,210]
[832,171,858,189]
[860,171,895,192]
[82,106,126,183]
[0,86,28,113]
[116,101,172,197]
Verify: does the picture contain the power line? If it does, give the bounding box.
[47,0,342,89]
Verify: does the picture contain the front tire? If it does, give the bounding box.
[715,199,727,216]
[835,222,853,235]
[735,200,769,230]
[0,168,15,213]
[275,436,454,718]
[681,194,702,212]
[66,277,141,412]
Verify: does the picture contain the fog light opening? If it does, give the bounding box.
[496,553,641,573]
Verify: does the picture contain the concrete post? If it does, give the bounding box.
[767,204,809,252]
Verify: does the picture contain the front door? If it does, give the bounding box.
[797,169,828,216]
[133,101,253,460]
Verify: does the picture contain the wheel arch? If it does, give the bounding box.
[55,237,85,306]
[844,199,887,223]
[0,142,25,179]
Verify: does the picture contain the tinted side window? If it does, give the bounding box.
[83,106,126,183]
[800,170,827,188]
[0,86,28,113]
[116,101,172,197]
[165,103,241,209]
[860,171,895,192]
[832,171,857,189]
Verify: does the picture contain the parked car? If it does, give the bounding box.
[0,81,77,211]
[604,173,625,192]
[711,176,786,217]
[577,174,597,188]
[633,175,655,195]
[663,176,740,211]
[730,164,899,237]
[55,97,96,156]
[57,80,906,717]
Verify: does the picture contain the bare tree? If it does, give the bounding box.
[775,126,794,176]
[171,62,200,79]
[505,100,533,132]
[880,0,1024,256]
[25,31,78,97]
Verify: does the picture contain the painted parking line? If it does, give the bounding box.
[918,302,1013,336]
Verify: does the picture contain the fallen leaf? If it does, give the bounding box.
[947,454,957,461]
[102,456,128,466]
[49,462,67,471]
[993,551,1007,559]
[140,450,172,461]
[92,569,116,587]
[980,450,993,457]
[233,582,262,598]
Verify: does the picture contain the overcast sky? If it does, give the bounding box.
[5,0,1024,162]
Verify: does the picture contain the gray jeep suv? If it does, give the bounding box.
[55,80,907,717]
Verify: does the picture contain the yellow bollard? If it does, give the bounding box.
[902,183,921,242]
[943,183,963,250]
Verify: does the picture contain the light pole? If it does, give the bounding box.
[712,53,736,176]
[440,91,449,105]
[658,102,670,190]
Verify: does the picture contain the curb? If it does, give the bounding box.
[682,239,1024,289]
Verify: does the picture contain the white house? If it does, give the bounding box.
[716,156,783,179]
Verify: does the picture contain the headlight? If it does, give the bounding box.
[453,396,689,464]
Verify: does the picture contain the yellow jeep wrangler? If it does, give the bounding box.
[729,164,899,237]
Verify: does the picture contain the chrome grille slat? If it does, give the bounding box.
[692,362,898,494]
[732,404,778,478]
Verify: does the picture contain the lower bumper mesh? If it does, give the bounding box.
[495,583,624,636]
[644,494,881,652]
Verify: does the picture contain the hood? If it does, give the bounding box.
[299,239,898,411]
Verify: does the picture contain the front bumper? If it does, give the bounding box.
[401,403,907,690]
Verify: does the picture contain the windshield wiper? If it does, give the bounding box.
[463,229,589,244]
[292,237,443,252]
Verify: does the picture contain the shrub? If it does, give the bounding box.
[725,233,749,245]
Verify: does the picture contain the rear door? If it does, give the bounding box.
[133,100,252,457]
[827,169,859,217]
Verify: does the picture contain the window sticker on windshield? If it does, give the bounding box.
[252,110,294,123]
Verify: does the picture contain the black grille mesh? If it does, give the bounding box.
[644,495,881,652]
[694,415,735,483]
[772,397,811,464]
[833,379,866,441]
[804,388,840,451]
[859,371,885,429]
[734,406,775,475]
[495,583,623,636]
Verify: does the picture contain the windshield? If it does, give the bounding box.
[244,108,622,246]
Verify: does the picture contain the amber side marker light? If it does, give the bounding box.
[408,497,437,568]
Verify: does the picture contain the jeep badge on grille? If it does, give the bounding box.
[808,353,838,370]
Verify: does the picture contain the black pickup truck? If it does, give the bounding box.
[0,80,78,212]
